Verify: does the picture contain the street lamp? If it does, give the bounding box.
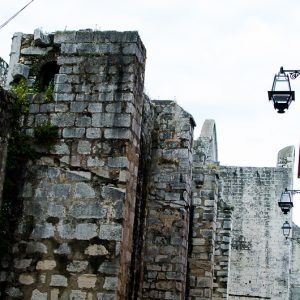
[268,66,300,113]
[281,221,300,243]
[282,221,292,239]
[278,188,300,214]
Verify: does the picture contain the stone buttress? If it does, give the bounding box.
[141,100,195,299]
[188,120,233,300]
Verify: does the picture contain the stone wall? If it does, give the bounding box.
[291,224,300,299]
[188,120,233,300]
[220,160,294,299]
[141,100,195,299]
[0,57,8,87]
[0,87,13,209]
[1,29,147,299]
[0,28,299,300]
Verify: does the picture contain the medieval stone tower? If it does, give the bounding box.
[0,29,299,300]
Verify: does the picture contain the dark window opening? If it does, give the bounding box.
[39,61,59,92]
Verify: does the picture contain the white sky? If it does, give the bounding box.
[1,0,300,224]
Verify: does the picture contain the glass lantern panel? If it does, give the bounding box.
[280,191,292,203]
[273,74,291,92]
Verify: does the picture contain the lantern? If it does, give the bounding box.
[268,68,295,113]
[278,190,293,214]
[282,221,292,239]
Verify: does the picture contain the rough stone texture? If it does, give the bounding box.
[0,29,146,300]
[0,87,13,209]
[0,57,8,87]
[291,224,300,299]
[188,119,233,300]
[0,28,299,300]
[141,100,195,299]
[219,164,293,300]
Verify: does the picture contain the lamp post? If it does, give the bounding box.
[278,188,300,214]
[282,221,292,239]
[281,221,300,243]
[268,66,300,113]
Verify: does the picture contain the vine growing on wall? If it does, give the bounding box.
[0,79,58,255]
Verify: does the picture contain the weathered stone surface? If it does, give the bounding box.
[98,262,119,275]
[36,260,56,270]
[75,223,98,240]
[19,274,35,285]
[31,289,47,300]
[69,290,87,300]
[14,259,32,269]
[99,224,122,241]
[85,244,109,256]
[77,274,97,288]
[103,277,118,290]
[50,274,68,287]
[2,28,296,300]
[54,243,71,255]
[67,261,89,273]
[6,287,23,298]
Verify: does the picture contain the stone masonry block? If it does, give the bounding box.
[74,182,95,198]
[14,259,32,269]
[69,290,87,300]
[50,274,68,287]
[12,63,30,79]
[92,113,131,128]
[30,223,55,239]
[71,102,88,112]
[77,274,97,288]
[67,261,89,273]
[26,242,48,254]
[70,203,106,219]
[87,156,105,167]
[104,128,132,140]
[103,277,118,290]
[51,113,75,127]
[78,140,91,154]
[97,293,116,300]
[86,128,101,139]
[98,262,119,275]
[34,28,51,46]
[101,186,125,201]
[85,244,109,256]
[75,223,98,240]
[31,289,47,300]
[99,224,122,241]
[107,157,129,168]
[19,274,34,285]
[36,260,56,270]
[88,103,102,112]
[54,31,76,44]
[76,115,92,127]
[63,128,85,138]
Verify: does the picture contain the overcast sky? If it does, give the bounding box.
[1,0,300,224]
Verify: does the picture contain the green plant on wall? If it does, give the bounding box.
[11,79,30,123]
[34,122,59,151]
[0,79,58,255]
[44,80,54,102]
